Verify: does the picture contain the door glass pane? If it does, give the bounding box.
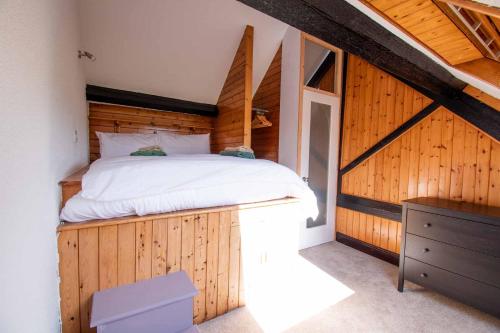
[307,101,331,228]
[303,39,336,94]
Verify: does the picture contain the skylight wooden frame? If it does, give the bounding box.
[446,3,500,61]
[296,32,344,174]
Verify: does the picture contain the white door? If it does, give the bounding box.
[299,89,340,249]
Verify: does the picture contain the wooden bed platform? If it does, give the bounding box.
[58,169,303,333]
[57,49,296,332]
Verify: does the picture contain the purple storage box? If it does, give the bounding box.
[90,270,198,333]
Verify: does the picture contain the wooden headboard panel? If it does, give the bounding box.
[89,102,215,162]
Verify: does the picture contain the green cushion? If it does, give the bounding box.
[219,150,255,159]
[130,149,166,156]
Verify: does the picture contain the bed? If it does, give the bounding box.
[57,103,317,333]
[60,154,316,223]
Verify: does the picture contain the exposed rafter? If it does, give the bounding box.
[437,0,500,18]
[237,0,500,140]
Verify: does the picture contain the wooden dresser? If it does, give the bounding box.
[398,197,500,317]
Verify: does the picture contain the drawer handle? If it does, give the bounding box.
[422,248,430,253]
[424,223,432,228]
[420,273,428,278]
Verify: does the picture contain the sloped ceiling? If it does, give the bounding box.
[78,0,288,104]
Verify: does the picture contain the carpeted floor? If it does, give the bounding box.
[199,241,500,333]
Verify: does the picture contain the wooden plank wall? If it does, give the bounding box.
[337,54,500,254]
[336,207,402,253]
[340,55,433,168]
[463,85,500,112]
[251,45,282,161]
[212,25,254,153]
[88,103,214,162]
[58,209,243,333]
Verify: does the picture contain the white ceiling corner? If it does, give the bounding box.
[78,0,288,105]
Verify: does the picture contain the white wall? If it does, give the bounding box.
[278,27,301,172]
[0,0,88,332]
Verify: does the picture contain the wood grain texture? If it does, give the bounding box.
[339,107,499,251]
[117,223,135,285]
[340,55,432,168]
[212,25,253,153]
[58,199,301,332]
[251,44,281,161]
[456,58,500,88]
[88,103,214,162]
[216,211,231,316]
[135,220,152,281]
[205,212,220,320]
[338,55,499,254]
[193,214,208,324]
[342,108,499,203]
[152,219,168,277]
[336,207,400,253]
[364,0,483,65]
[463,85,500,112]
[98,225,118,290]
[77,228,98,333]
[58,230,80,333]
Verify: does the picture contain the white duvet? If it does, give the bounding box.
[60,154,318,222]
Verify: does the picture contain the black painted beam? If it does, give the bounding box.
[237,0,462,94]
[340,101,441,176]
[86,85,218,117]
[337,194,402,222]
[306,51,336,87]
[336,232,399,265]
[237,0,500,140]
[336,53,349,196]
[390,72,500,141]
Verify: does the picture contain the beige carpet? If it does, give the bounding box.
[199,241,500,333]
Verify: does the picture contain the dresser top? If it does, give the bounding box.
[403,197,500,227]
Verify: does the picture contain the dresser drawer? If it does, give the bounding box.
[404,257,500,317]
[406,209,500,256]
[405,234,500,288]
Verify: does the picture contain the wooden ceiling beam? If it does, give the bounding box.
[472,12,500,48]
[237,0,500,140]
[436,0,500,19]
[238,0,464,94]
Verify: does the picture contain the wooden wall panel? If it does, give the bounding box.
[58,199,301,333]
[339,106,500,252]
[251,45,281,161]
[340,55,432,168]
[58,230,80,333]
[338,55,499,255]
[58,211,236,332]
[463,85,500,112]
[212,25,253,153]
[78,228,98,333]
[88,103,214,162]
[336,207,401,253]
[342,107,499,205]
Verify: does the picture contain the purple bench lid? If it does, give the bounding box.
[90,270,198,327]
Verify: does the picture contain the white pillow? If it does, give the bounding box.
[158,132,210,154]
[96,132,159,158]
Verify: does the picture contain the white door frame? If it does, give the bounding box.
[299,89,340,249]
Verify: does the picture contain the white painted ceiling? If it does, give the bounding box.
[303,39,331,85]
[78,0,288,104]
